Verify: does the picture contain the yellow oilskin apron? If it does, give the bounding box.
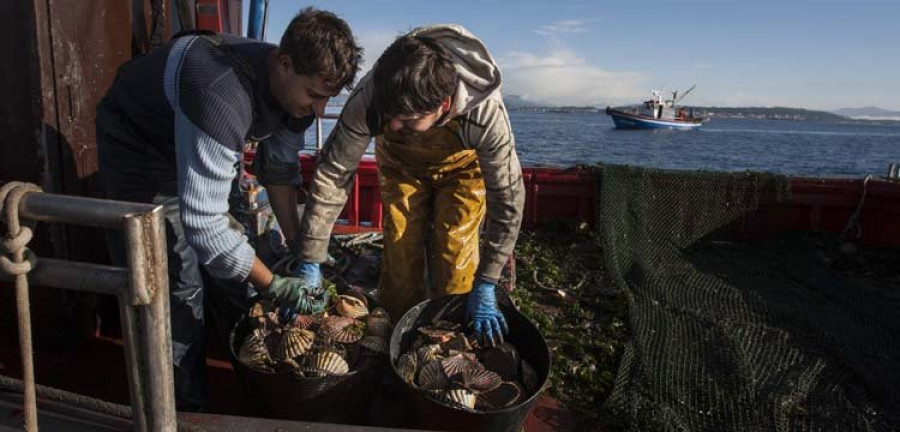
[375,119,486,319]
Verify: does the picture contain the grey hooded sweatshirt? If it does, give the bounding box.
[297,24,525,283]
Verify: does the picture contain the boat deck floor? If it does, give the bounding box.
[0,320,574,431]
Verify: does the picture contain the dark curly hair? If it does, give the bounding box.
[372,35,458,117]
[279,7,363,91]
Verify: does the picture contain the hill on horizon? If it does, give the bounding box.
[831,106,900,120]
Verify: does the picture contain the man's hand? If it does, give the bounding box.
[266,273,329,315]
[466,279,509,347]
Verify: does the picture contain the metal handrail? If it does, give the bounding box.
[0,189,175,432]
[314,113,340,150]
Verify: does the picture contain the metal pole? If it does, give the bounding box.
[18,192,159,230]
[3,188,175,431]
[118,299,148,432]
[260,0,270,40]
[316,117,323,151]
[0,258,125,296]
[123,212,176,431]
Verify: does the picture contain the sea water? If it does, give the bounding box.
[306,111,900,178]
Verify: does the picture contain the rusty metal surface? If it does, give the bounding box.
[47,0,130,188]
[44,0,132,263]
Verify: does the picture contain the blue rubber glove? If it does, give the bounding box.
[466,279,509,347]
[278,261,325,320]
[266,273,328,316]
[291,261,322,289]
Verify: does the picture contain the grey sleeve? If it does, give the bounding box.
[466,96,525,282]
[174,109,255,281]
[297,80,375,263]
[166,34,256,281]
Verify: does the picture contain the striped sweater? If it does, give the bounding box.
[97,33,313,281]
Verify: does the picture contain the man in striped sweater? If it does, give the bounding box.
[96,8,361,409]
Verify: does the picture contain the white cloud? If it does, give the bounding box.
[499,48,648,107]
[534,19,591,36]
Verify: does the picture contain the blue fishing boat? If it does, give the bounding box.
[606,85,705,130]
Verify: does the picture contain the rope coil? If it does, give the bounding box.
[0,181,42,432]
[0,182,41,274]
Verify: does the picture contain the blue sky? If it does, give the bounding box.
[258,0,900,110]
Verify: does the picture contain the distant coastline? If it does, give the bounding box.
[328,93,899,124]
[506,104,900,124]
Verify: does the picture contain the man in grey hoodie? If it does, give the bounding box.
[294,25,524,346]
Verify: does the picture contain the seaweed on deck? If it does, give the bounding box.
[509,221,629,430]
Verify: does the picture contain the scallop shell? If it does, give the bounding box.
[476,381,522,410]
[365,316,391,338]
[443,389,476,410]
[264,328,282,355]
[310,350,350,375]
[301,369,327,378]
[283,357,300,370]
[334,321,366,344]
[249,301,266,319]
[358,335,388,355]
[417,360,449,390]
[279,327,315,360]
[416,344,443,364]
[266,311,281,326]
[478,343,520,381]
[441,352,482,380]
[238,329,274,372]
[465,334,482,351]
[418,327,457,344]
[432,320,462,331]
[461,368,502,393]
[292,314,317,330]
[319,316,366,344]
[441,334,473,353]
[396,352,418,384]
[336,294,369,319]
[283,357,307,379]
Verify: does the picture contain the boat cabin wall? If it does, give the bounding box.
[0,0,171,262]
[0,0,173,344]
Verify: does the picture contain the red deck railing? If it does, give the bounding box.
[245,151,900,248]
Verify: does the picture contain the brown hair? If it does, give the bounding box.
[372,35,458,117]
[279,7,363,91]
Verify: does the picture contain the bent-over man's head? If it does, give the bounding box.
[272,7,363,118]
[373,35,458,134]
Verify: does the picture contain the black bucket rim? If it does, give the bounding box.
[388,294,552,416]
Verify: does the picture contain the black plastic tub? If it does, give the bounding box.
[389,294,551,432]
[229,317,386,424]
